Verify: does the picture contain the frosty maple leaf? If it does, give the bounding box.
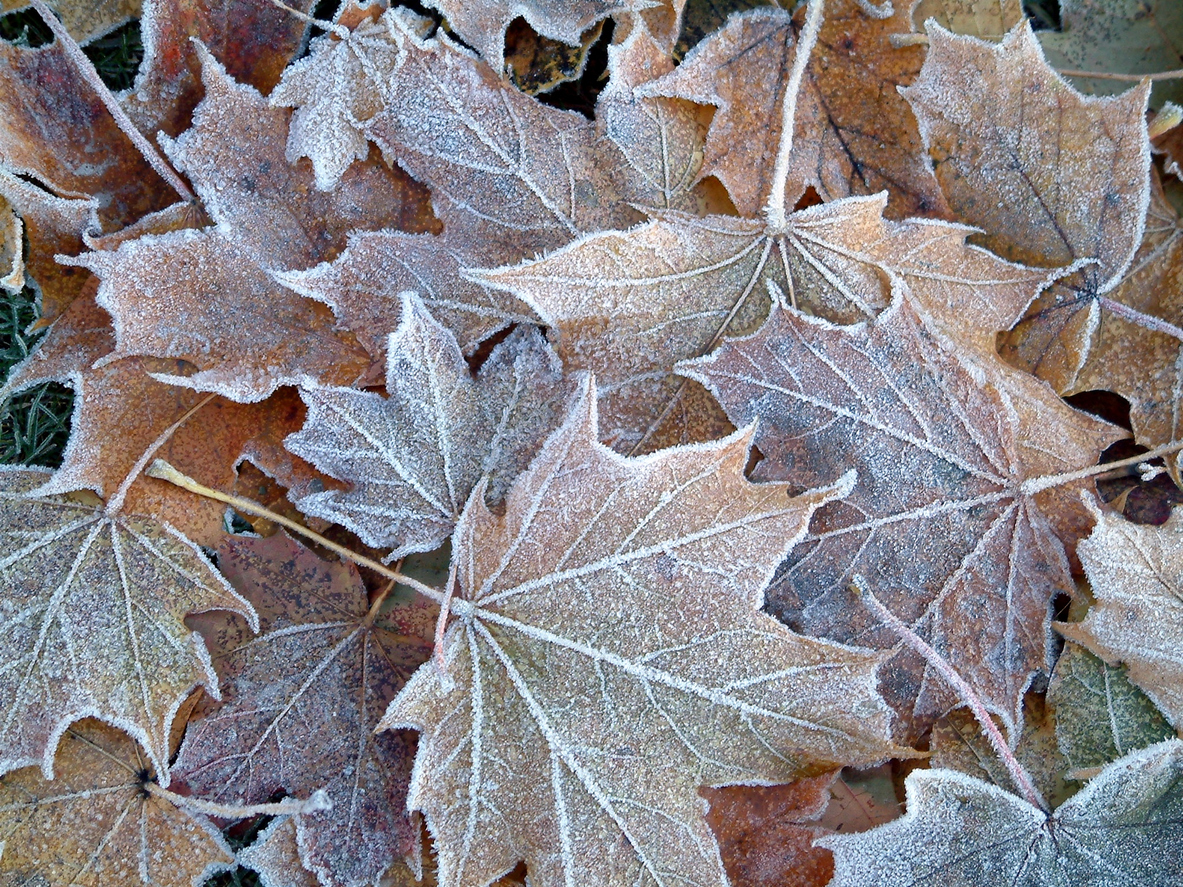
[903,20,1151,392]
[0,467,256,783]
[679,291,1119,735]
[381,378,903,887]
[0,720,234,887]
[822,739,1183,886]
[284,294,570,558]
[1060,500,1183,728]
[175,532,434,887]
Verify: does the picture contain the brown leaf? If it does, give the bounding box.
[176,531,435,887]
[1,287,311,546]
[903,21,1152,391]
[911,0,1023,40]
[0,720,234,887]
[680,294,1120,737]
[77,48,433,401]
[703,773,839,887]
[0,189,19,294]
[0,467,256,782]
[380,379,904,887]
[1060,501,1183,728]
[284,294,570,557]
[238,817,322,887]
[475,194,915,451]
[640,2,948,219]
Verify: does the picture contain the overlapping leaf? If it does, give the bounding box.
[1061,502,1183,728]
[285,294,570,557]
[175,532,435,887]
[0,720,234,887]
[680,293,1120,735]
[822,740,1183,886]
[903,20,1151,391]
[0,466,256,782]
[381,379,902,887]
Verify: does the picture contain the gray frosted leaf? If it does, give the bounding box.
[822,739,1183,886]
[285,294,568,556]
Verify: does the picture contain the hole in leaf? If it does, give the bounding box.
[695,175,739,217]
[1063,389,1132,431]
[530,17,614,119]
[82,17,143,91]
[0,8,53,47]
[793,186,823,213]
[464,322,524,374]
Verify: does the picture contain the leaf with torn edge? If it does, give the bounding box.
[381,378,904,887]
[0,467,256,783]
[0,719,234,887]
[679,292,1120,737]
[1060,501,1183,728]
[822,739,1183,886]
[285,294,569,558]
[175,532,435,887]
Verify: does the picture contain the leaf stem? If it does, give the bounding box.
[852,580,1047,811]
[1098,296,1183,342]
[145,459,446,605]
[1057,67,1183,82]
[106,393,217,516]
[764,0,825,230]
[268,0,350,38]
[29,0,196,204]
[147,783,332,819]
[1021,440,1183,495]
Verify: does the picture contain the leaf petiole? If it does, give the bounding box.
[145,459,446,605]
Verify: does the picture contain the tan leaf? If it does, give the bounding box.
[640,2,949,218]
[679,293,1120,736]
[361,9,637,258]
[380,379,904,887]
[284,294,569,557]
[0,190,19,294]
[0,466,256,782]
[911,0,1022,40]
[1070,173,1183,462]
[474,194,915,451]
[177,532,434,887]
[1061,502,1183,728]
[0,0,140,45]
[902,20,1152,391]
[0,720,234,887]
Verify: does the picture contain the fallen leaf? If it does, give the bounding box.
[703,772,839,887]
[1038,0,1183,108]
[903,20,1151,391]
[380,378,903,887]
[176,531,435,887]
[1047,641,1174,778]
[0,466,256,782]
[504,17,602,96]
[821,739,1183,886]
[421,0,630,74]
[0,719,234,887]
[284,294,569,558]
[0,0,140,45]
[911,0,1023,39]
[238,816,322,887]
[680,293,1120,736]
[1059,501,1183,728]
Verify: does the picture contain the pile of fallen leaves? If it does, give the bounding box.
[2,0,1183,884]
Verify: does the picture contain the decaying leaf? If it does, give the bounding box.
[912,0,1022,40]
[822,740,1183,886]
[238,817,322,887]
[0,719,234,887]
[381,379,903,887]
[175,531,435,887]
[1047,641,1174,778]
[1038,0,1183,108]
[285,294,569,558]
[0,0,140,46]
[903,20,1151,391]
[1061,502,1183,728]
[680,293,1120,736]
[0,466,256,783]
[703,772,839,887]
